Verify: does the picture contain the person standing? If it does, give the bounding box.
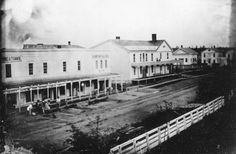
[27,103,33,115]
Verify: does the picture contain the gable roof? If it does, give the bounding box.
[91,39,172,52]
[112,39,164,46]
[173,48,198,55]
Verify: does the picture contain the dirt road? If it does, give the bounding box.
[7,75,209,151]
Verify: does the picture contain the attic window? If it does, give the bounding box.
[163,45,165,48]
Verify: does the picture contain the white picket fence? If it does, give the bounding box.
[109,96,225,154]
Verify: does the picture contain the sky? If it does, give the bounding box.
[1,0,231,48]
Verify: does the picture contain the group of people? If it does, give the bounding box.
[27,99,52,115]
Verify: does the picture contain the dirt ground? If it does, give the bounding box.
[6,75,210,152]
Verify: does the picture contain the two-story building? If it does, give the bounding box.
[201,48,235,67]
[172,48,198,69]
[92,34,180,83]
[2,43,120,109]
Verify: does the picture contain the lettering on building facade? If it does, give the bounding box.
[2,56,22,62]
[92,55,109,58]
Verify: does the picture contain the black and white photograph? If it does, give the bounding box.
[0,0,236,153]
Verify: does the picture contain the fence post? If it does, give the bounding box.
[183,116,186,130]
[158,127,161,145]
[167,122,170,139]
[146,133,150,151]
[176,119,180,134]
[190,112,193,124]
[133,140,137,153]
[118,145,122,154]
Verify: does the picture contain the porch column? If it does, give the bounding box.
[115,79,118,93]
[78,81,81,99]
[56,83,58,98]
[37,86,39,100]
[64,84,66,97]
[58,86,61,97]
[104,78,107,95]
[47,85,49,99]
[137,67,140,78]
[120,80,123,92]
[70,82,73,100]
[30,88,32,102]
[149,66,151,77]
[97,79,100,96]
[18,88,21,112]
[89,79,92,97]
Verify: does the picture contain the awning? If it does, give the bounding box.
[3,73,120,94]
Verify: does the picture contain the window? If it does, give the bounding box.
[100,60,103,68]
[143,53,145,61]
[140,54,142,62]
[185,58,188,63]
[5,64,11,78]
[213,60,216,63]
[105,60,108,68]
[151,66,154,73]
[29,63,33,75]
[63,61,66,72]
[133,54,135,62]
[96,60,98,69]
[204,53,206,57]
[213,53,215,57]
[133,67,136,75]
[146,53,148,61]
[204,60,206,63]
[160,53,162,59]
[43,62,47,74]
[167,52,169,59]
[140,67,143,74]
[151,53,153,61]
[77,61,81,70]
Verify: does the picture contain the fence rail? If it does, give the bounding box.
[110,96,225,154]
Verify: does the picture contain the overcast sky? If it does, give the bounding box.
[2,0,231,48]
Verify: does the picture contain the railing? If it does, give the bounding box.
[109,96,224,154]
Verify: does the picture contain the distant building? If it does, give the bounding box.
[201,48,235,66]
[92,34,181,83]
[23,42,84,49]
[2,44,121,109]
[172,48,198,67]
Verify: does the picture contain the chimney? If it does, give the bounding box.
[68,41,71,45]
[116,36,120,40]
[152,34,157,42]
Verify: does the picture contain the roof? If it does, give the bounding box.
[173,48,198,55]
[112,39,164,46]
[2,48,109,53]
[202,47,236,53]
[92,39,170,51]
[23,43,84,49]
